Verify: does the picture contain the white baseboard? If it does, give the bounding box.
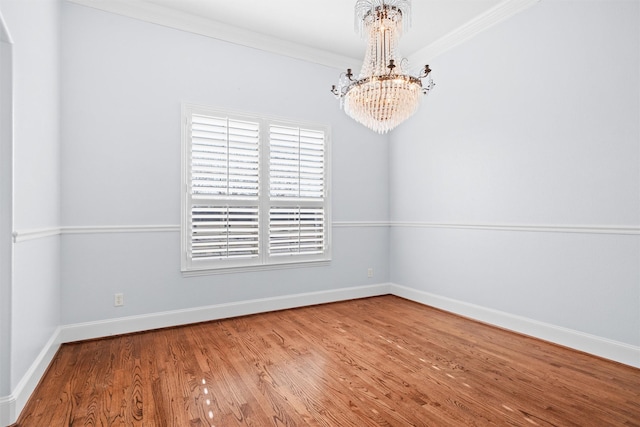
[0,283,390,426]
[3,282,638,426]
[0,327,62,427]
[0,394,12,427]
[390,283,640,368]
[60,283,392,343]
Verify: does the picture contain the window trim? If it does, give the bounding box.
[181,103,331,275]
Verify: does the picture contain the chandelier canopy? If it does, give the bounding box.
[331,0,434,134]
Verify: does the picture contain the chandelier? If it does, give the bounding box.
[331,0,434,134]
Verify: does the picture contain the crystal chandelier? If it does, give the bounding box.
[331,0,434,134]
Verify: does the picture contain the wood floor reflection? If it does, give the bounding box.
[13,296,640,426]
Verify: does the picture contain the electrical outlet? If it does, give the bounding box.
[114,293,124,307]
[367,268,373,278]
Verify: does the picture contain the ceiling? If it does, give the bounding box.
[67,0,539,69]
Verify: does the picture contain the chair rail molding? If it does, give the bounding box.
[13,221,396,243]
[12,221,640,243]
[390,221,640,235]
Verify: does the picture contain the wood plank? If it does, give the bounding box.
[13,296,640,426]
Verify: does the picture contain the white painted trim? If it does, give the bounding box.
[0,327,62,426]
[3,283,638,425]
[12,222,390,243]
[333,221,389,228]
[60,283,392,343]
[390,221,640,235]
[66,0,539,70]
[12,227,60,242]
[2,284,389,424]
[60,282,640,368]
[0,9,13,43]
[65,0,357,70]
[409,0,540,65]
[63,225,179,235]
[0,393,13,427]
[0,10,14,418]
[12,221,639,243]
[12,225,180,242]
[390,284,640,368]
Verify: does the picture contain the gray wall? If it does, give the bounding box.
[59,2,390,325]
[2,0,639,421]
[0,6,12,400]
[390,0,640,346]
[0,0,61,392]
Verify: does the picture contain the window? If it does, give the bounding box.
[181,104,331,274]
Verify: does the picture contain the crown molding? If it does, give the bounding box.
[409,0,540,65]
[66,0,538,70]
[65,0,357,70]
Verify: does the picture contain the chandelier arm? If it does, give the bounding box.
[418,64,432,78]
[346,68,355,81]
[387,59,396,75]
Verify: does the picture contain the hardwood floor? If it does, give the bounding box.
[14,296,640,426]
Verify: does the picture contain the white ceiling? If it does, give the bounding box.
[67,0,539,69]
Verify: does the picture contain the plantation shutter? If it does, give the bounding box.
[191,205,259,260]
[182,104,330,273]
[189,114,260,262]
[191,114,260,197]
[269,125,326,257]
[269,207,325,256]
[269,125,325,199]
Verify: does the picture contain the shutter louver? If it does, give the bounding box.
[192,205,259,260]
[270,125,324,199]
[191,114,259,198]
[269,207,324,256]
